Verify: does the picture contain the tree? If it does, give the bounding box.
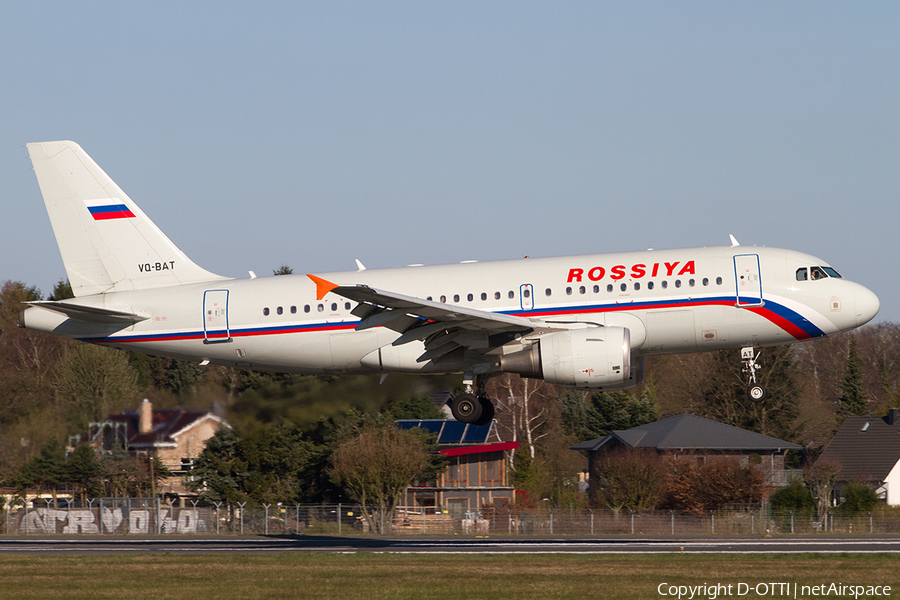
[769,478,815,514]
[839,337,868,417]
[48,279,74,301]
[803,460,841,522]
[836,481,879,515]
[382,396,445,420]
[190,424,325,506]
[330,422,435,533]
[664,456,767,514]
[273,264,293,276]
[65,444,102,504]
[53,343,142,430]
[696,347,802,442]
[15,438,67,506]
[490,374,557,466]
[561,387,658,442]
[593,449,667,512]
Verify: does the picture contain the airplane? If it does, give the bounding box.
[20,141,880,425]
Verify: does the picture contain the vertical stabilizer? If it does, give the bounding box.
[27,141,230,297]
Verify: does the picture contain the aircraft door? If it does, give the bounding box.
[520,284,534,311]
[203,290,231,343]
[734,254,763,307]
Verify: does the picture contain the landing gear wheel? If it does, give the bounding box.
[451,393,483,424]
[472,396,495,426]
[748,384,768,403]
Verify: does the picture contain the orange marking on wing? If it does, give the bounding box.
[307,274,339,300]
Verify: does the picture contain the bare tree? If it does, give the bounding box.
[804,459,841,522]
[331,423,433,533]
[594,449,667,513]
[489,374,558,466]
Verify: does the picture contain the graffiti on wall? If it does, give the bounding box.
[16,507,204,534]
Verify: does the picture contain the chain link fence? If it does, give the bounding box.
[3,500,900,536]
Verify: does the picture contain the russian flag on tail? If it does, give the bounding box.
[84,198,135,220]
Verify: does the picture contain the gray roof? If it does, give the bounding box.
[570,413,802,453]
[816,413,900,483]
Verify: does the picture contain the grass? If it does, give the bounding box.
[0,553,898,600]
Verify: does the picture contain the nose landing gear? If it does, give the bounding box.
[742,347,768,402]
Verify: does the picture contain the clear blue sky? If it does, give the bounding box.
[2,2,897,321]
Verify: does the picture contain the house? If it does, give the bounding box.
[570,413,802,503]
[815,408,900,505]
[90,399,229,499]
[397,419,519,518]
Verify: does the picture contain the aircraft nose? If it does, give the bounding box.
[855,284,880,327]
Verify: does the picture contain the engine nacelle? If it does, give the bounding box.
[500,326,639,390]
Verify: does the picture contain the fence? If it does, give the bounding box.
[4,500,900,536]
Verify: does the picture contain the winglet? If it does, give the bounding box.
[307,274,339,300]
[729,234,740,247]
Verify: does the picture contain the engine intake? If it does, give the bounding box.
[500,326,636,389]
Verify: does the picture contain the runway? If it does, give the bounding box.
[1,535,900,555]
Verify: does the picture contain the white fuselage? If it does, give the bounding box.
[22,245,880,376]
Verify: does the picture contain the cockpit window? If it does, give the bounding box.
[811,266,828,280]
[798,266,843,281]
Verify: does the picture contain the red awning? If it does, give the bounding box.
[438,441,519,457]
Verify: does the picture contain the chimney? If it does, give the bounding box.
[888,408,899,426]
[139,399,152,434]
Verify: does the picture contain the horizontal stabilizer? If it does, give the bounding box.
[25,301,149,324]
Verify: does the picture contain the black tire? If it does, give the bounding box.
[451,393,483,423]
[748,384,768,403]
[472,396,495,426]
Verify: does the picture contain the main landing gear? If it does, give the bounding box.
[449,374,496,426]
[742,347,768,403]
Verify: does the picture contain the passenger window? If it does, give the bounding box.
[796,268,808,281]
[523,288,531,298]
[648,281,654,290]
[689,279,695,287]
[467,293,473,302]
[345,302,351,310]
[702,278,709,286]
[620,283,627,292]
[593,285,599,293]
[662,281,668,289]
[494,292,501,300]
[508,291,515,299]
[481,293,487,301]
[304,305,310,313]
[716,277,723,285]
[291,306,297,314]
[440,295,446,303]
[607,284,613,293]
[566,287,573,295]
[277,306,283,315]
[453,294,460,303]
[675,280,682,288]
[579,286,585,294]
[317,304,324,312]
[331,303,337,311]
[263,307,270,316]
[545,289,552,297]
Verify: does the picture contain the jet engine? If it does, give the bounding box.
[500,326,640,390]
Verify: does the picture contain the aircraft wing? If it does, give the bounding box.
[308,274,578,363]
